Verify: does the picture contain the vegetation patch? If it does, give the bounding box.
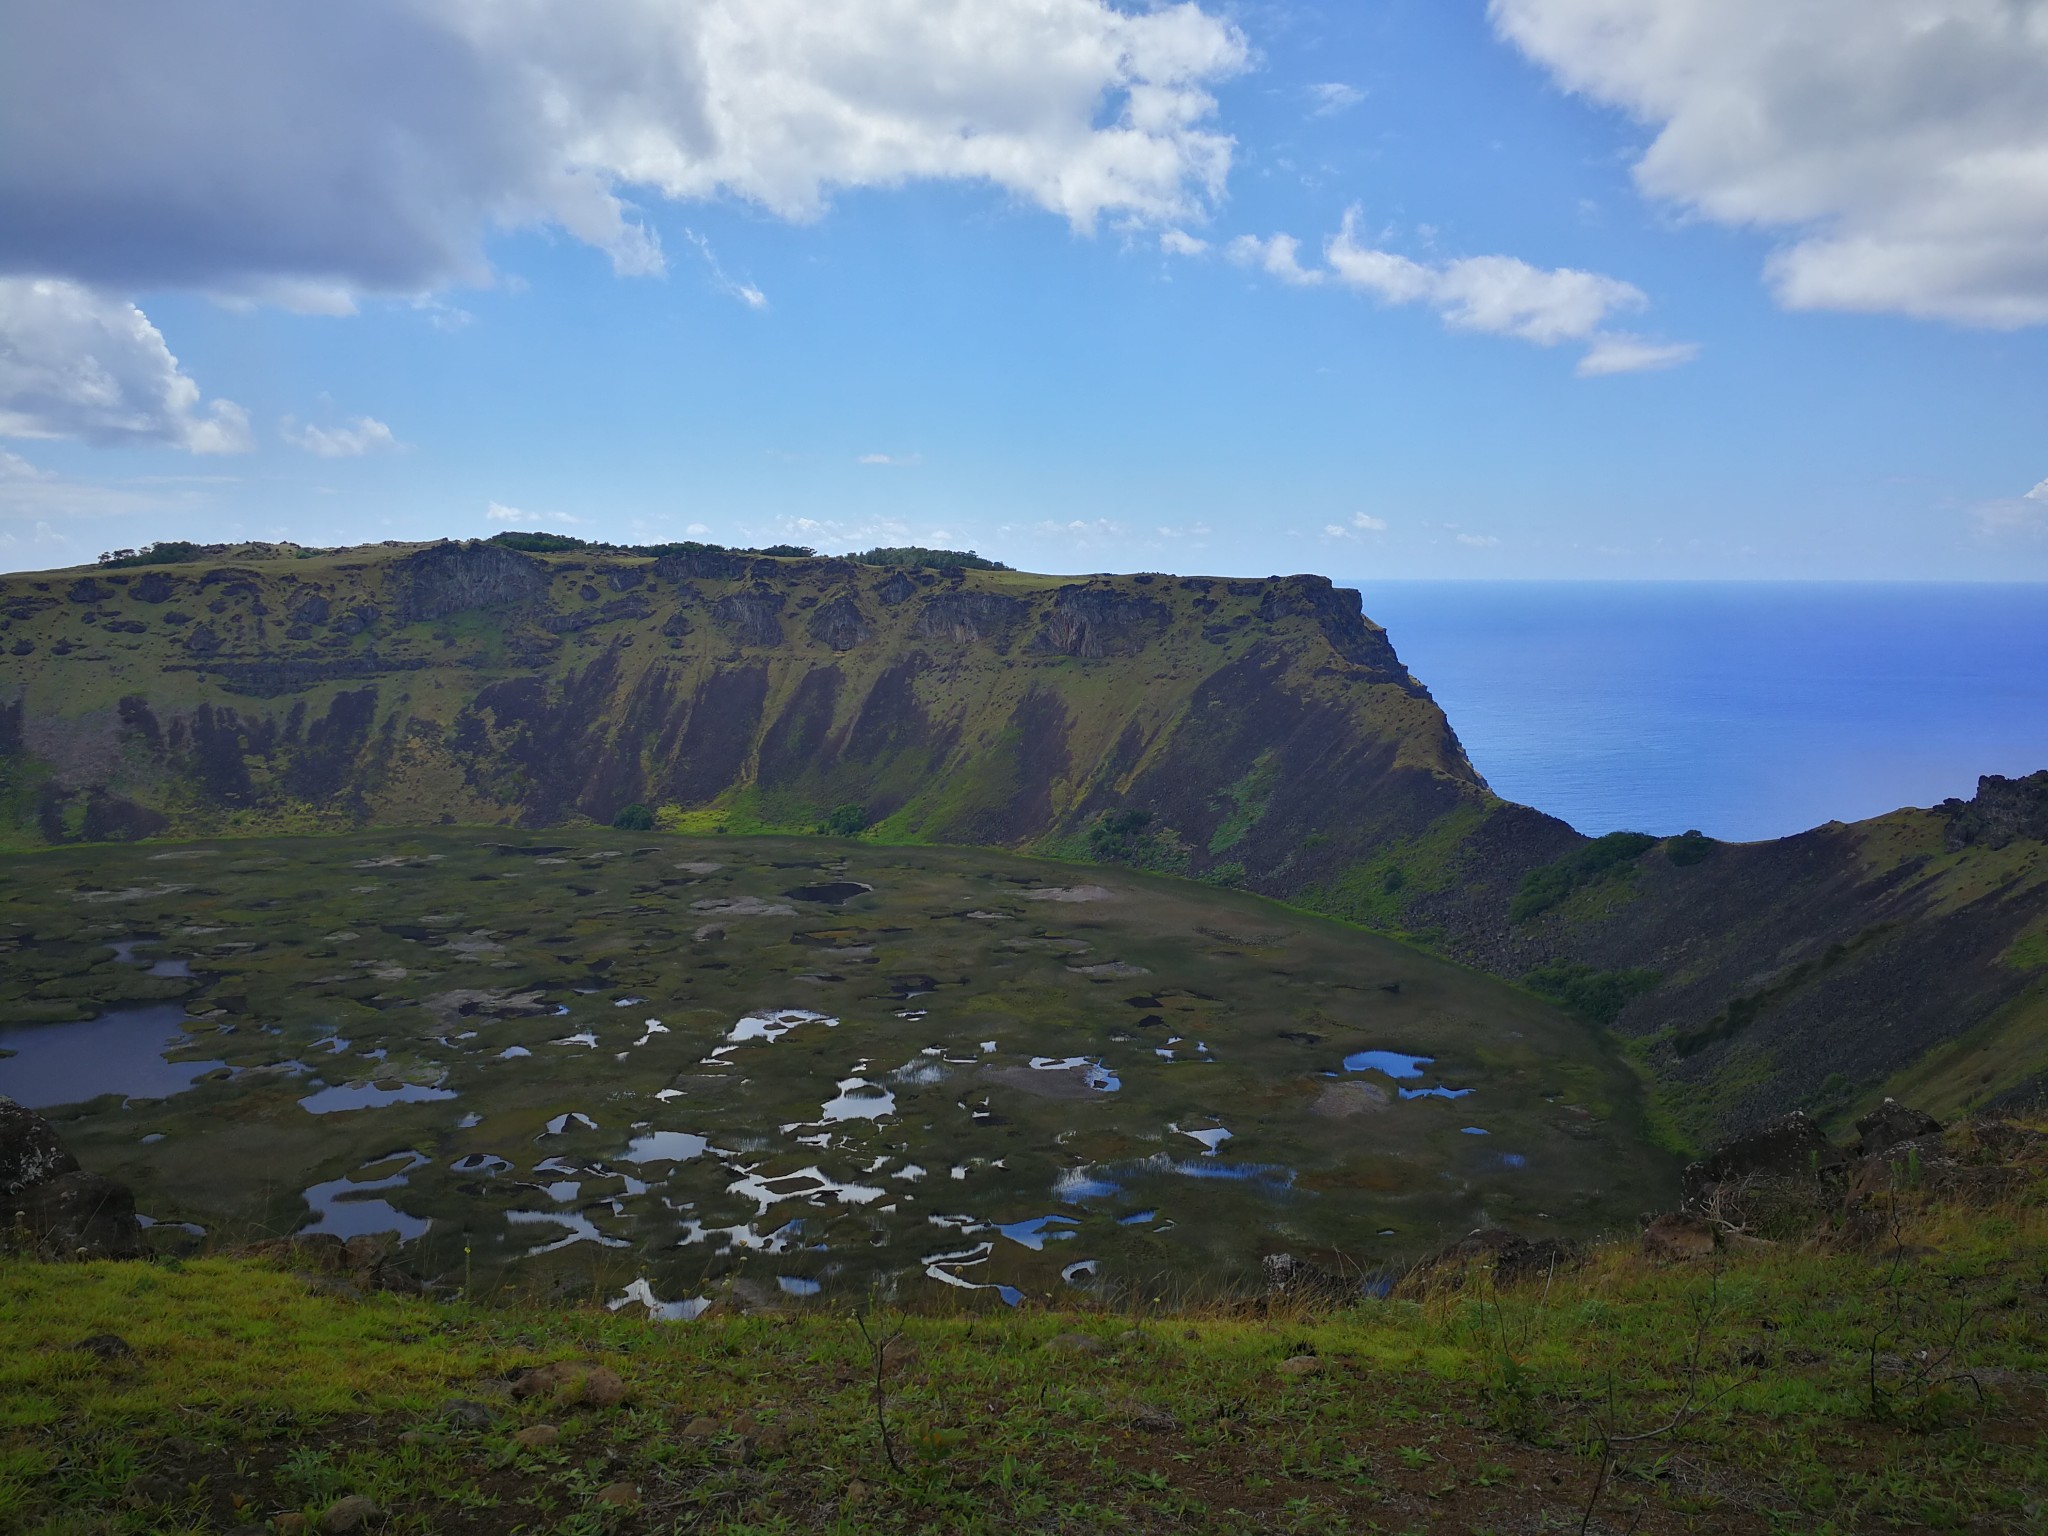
[1510,831,1660,925]
[1523,961,1662,1026]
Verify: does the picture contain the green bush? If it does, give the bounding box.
[815,803,869,837]
[1522,961,1661,1025]
[1510,831,1660,924]
[1666,829,1717,867]
[96,541,215,568]
[610,803,655,831]
[854,546,1013,571]
[487,531,589,553]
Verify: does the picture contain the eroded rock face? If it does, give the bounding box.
[1,1095,80,1200]
[1028,584,1166,659]
[806,593,872,651]
[1942,771,2048,851]
[391,541,549,624]
[713,590,786,647]
[911,591,1024,644]
[15,1171,145,1260]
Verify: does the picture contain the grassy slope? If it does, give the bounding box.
[3,1120,2044,1535]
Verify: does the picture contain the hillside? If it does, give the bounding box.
[4,1111,2044,1535]
[2,538,2045,1143]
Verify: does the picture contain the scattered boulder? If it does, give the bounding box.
[1045,1333,1105,1356]
[1,1095,80,1200]
[319,1494,380,1534]
[1276,1355,1322,1377]
[512,1424,560,1450]
[1681,1110,1848,1226]
[1642,1212,1718,1262]
[16,1172,145,1259]
[1854,1099,1944,1158]
[1124,1402,1178,1433]
[440,1399,493,1432]
[1261,1251,1354,1304]
[1309,1081,1389,1119]
[77,1333,137,1362]
[595,1482,640,1511]
[510,1361,628,1408]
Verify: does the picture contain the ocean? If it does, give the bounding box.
[1347,582,2048,844]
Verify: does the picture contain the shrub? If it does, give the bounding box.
[1666,829,1717,867]
[487,531,589,553]
[611,803,655,831]
[854,546,1013,571]
[96,541,215,568]
[816,804,869,837]
[1510,831,1660,924]
[1522,961,1661,1025]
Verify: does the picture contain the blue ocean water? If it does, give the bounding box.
[1348,582,2048,843]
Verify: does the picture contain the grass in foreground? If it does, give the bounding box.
[3,1127,2045,1536]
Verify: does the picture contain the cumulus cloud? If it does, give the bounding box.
[1491,0,2048,326]
[1974,476,2048,539]
[1160,228,1209,257]
[0,0,1248,306]
[0,279,252,452]
[283,415,400,458]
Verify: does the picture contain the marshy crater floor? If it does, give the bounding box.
[0,830,1674,1306]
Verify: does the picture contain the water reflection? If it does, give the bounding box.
[0,1005,226,1108]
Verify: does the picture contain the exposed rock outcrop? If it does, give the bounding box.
[391,540,549,623]
[2,1095,80,1199]
[1942,771,2048,850]
[3,1095,145,1259]
[911,590,1024,645]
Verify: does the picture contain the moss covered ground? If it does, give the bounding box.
[3,1123,2044,1535]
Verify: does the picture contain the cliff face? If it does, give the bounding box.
[0,542,1499,884]
[3,539,2044,1144]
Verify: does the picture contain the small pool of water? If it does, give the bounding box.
[995,1214,1079,1251]
[1343,1049,1432,1078]
[0,1005,226,1108]
[776,1275,824,1296]
[820,1077,896,1122]
[301,1152,432,1241]
[783,881,873,904]
[621,1129,710,1164]
[299,1081,457,1114]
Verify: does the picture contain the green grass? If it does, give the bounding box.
[3,1123,2043,1534]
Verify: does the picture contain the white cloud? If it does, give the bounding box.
[1456,531,1502,548]
[1160,228,1209,257]
[484,501,580,526]
[1491,0,2048,327]
[0,278,252,452]
[856,453,921,468]
[685,232,768,310]
[1975,476,2048,539]
[0,0,1248,306]
[1227,233,1324,286]
[1322,512,1390,540]
[485,502,525,523]
[1307,82,1365,116]
[1575,333,1701,377]
[2028,478,2048,503]
[283,415,400,458]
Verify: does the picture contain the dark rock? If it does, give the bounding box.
[130,571,179,603]
[712,589,786,647]
[1854,1099,1944,1157]
[291,594,332,625]
[874,570,919,605]
[67,577,110,605]
[1026,583,1166,658]
[1402,1227,1581,1292]
[911,590,1024,644]
[604,566,645,592]
[16,1171,146,1259]
[77,1332,137,1361]
[806,593,871,650]
[1276,1354,1322,1377]
[319,1493,380,1533]
[1941,770,2048,851]
[1642,1212,1717,1262]
[183,623,223,656]
[1681,1111,1848,1210]
[440,1398,494,1431]
[392,540,549,623]
[653,548,749,582]
[1,1094,80,1200]
[1261,1251,1353,1303]
[1045,1332,1105,1355]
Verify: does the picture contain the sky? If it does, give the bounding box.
[2,0,2047,580]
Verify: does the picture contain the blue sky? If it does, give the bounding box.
[3,0,2046,578]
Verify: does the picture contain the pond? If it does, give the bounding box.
[0,1005,226,1109]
